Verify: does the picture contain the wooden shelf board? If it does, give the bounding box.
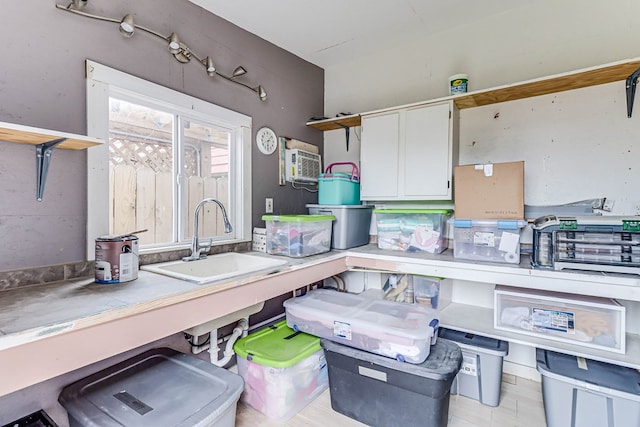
[0,122,103,150]
[306,114,361,131]
[308,57,640,131]
[453,58,640,109]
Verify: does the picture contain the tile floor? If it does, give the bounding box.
[235,373,547,427]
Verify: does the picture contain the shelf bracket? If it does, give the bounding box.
[625,66,640,118]
[35,137,67,201]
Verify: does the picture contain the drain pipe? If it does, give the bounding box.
[210,318,249,367]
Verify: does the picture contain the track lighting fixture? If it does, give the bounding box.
[55,1,267,101]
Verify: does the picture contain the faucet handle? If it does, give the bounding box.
[198,238,213,251]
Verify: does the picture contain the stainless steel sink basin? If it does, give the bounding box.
[141,252,288,284]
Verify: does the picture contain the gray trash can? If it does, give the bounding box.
[438,327,508,407]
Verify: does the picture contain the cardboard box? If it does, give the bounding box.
[454,161,524,219]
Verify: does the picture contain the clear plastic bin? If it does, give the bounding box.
[374,209,451,253]
[233,320,328,422]
[284,289,439,364]
[494,285,625,353]
[451,218,527,264]
[262,214,335,257]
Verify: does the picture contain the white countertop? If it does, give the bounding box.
[1,245,639,397]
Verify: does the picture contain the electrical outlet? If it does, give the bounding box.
[265,197,273,213]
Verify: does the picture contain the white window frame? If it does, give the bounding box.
[85,60,252,259]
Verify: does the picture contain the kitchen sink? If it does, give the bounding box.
[141,252,288,284]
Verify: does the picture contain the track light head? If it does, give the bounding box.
[168,33,181,54]
[257,85,267,101]
[205,57,216,76]
[232,66,247,78]
[119,14,135,37]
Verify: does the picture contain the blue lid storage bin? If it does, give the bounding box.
[451,218,527,264]
[318,162,360,205]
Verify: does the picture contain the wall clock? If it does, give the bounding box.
[256,126,277,155]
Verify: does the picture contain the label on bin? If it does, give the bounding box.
[333,321,352,340]
[459,352,478,377]
[473,231,496,247]
[531,307,575,334]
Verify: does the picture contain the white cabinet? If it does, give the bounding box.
[360,100,455,201]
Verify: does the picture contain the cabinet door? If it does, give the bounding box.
[403,102,452,199]
[360,112,400,199]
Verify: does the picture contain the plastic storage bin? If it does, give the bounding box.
[58,347,244,427]
[451,219,527,264]
[1,410,58,427]
[438,328,509,407]
[284,288,439,364]
[374,209,452,253]
[262,214,335,257]
[537,349,640,427]
[317,162,360,205]
[307,204,372,249]
[321,338,462,427]
[233,320,328,421]
[495,285,625,353]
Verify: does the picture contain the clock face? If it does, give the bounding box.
[256,127,277,155]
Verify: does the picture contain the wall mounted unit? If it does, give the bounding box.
[285,149,321,182]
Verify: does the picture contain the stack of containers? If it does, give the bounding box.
[309,162,373,249]
[452,161,526,264]
[284,288,462,427]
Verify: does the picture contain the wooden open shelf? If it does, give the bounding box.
[307,57,640,130]
[0,122,102,150]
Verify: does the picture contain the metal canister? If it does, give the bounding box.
[95,235,139,284]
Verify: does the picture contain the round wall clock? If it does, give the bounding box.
[256,126,277,155]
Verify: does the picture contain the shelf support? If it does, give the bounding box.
[35,138,67,201]
[625,66,640,118]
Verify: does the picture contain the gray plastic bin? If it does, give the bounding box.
[307,204,372,249]
[537,349,640,427]
[438,327,508,407]
[59,348,244,427]
[321,338,462,427]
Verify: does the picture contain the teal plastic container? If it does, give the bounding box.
[318,162,360,205]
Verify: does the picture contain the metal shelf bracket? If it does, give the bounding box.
[625,66,640,118]
[35,137,67,201]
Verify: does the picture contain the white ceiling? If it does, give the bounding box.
[189,0,532,69]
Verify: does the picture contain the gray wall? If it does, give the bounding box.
[0,0,323,271]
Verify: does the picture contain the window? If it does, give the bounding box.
[86,61,251,258]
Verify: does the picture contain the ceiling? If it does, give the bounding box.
[189,0,531,69]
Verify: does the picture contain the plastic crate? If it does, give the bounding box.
[374,209,452,253]
[262,214,335,257]
[284,289,439,364]
[233,320,328,421]
[307,204,372,249]
[321,338,462,427]
[59,348,244,427]
[438,328,508,407]
[451,219,527,264]
[537,349,640,427]
[495,285,625,353]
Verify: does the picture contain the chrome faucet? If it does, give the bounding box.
[183,198,233,261]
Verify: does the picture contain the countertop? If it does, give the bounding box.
[2,245,640,397]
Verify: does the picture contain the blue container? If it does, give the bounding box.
[318,162,360,205]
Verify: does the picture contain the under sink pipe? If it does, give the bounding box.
[210,317,249,367]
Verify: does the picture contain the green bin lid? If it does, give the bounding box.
[261,214,335,222]
[372,209,452,214]
[233,320,321,368]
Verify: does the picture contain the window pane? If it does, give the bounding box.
[108,98,175,246]
[182,119,231,242]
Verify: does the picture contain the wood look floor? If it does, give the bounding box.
[235,373,547,427]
